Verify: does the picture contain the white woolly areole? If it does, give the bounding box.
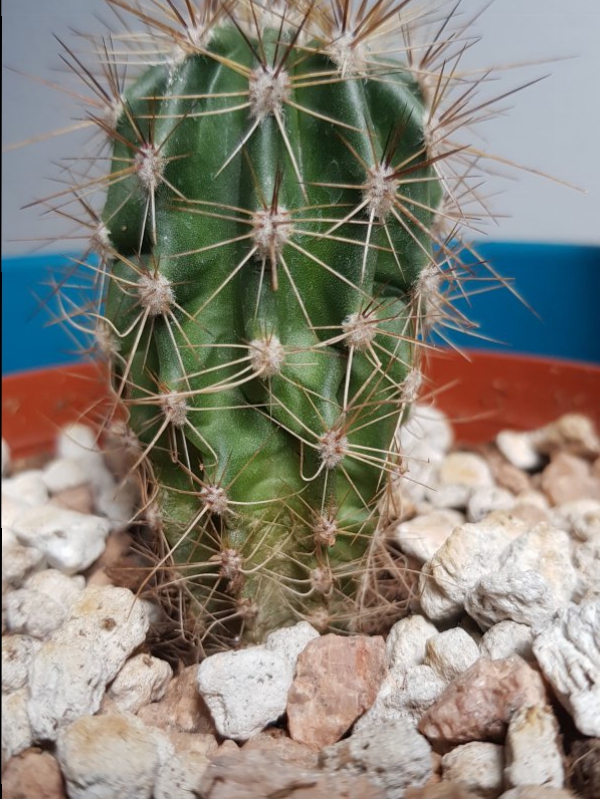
[249,66,291,120]
[91,223,111,256]
[161,392,188,428]
[319,428,349,470]
[363,163,398,220]
[417,264,442,300]
[134,143,165,193]
[327,31,367,76]
[401,369,423,403]
[94,320,119,359]
[137,272,174,316]
[342,311,377,350]
[249,336,285,378]
[311,566,334,594]
[200,484,229,516]
[252,207,292,261]
[314,515,338,547]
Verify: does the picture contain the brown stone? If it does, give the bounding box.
[418,657,546,745]
[405,783,483,799]
[200,748,384,799]
[137,665,216,735]
[479,444,531,496]
[287,634,387,750]
[243,732,319,770]
[49,484,94,514]
[2,748,66,799]
[85,531,135,587]
[541,453,600,506]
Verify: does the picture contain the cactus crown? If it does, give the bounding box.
[36,0,531,652]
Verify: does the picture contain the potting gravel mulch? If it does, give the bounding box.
[2,405,599,799]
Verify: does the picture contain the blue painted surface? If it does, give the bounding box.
[2,243,599,375]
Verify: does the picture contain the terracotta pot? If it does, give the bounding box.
[3,352,599,461]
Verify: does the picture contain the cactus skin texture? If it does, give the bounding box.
[50,0,511,649]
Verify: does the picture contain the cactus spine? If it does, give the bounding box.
[48,0,515,649]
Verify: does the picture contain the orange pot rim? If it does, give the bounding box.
[2,351,600,461]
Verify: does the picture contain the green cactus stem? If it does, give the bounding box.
[45,0,524,649]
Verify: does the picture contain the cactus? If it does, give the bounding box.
[42,0,525,649]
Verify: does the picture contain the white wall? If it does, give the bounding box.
[2,0,599,255]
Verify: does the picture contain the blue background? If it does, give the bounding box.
[2,242,599,375]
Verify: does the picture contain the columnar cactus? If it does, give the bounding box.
[48,0,516,648]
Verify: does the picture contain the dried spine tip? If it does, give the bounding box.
[314,515,338,547]
[318,428,349,470]
[363,164,398,220]
[160,392,188,427]
[137,272,175,316]
[249,66,290,120]
[134,143,165,193]
[252,207,292,262]
[342,311,377,350]
[199,484,229,516]
[249,336,285,378]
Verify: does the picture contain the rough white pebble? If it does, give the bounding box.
[28,585,149,741]
[2,689,32,766]
[572,538,600,600]
[481,621,534,661]
[501,523,578,608]
[197,647,293,740]
[355,664,446,732]
[385,615,438,673]
[264,621,319,668]
[322,719,432,798]
[396,406,453,504]
[1,438,11,476]
[552,499,600,541]
[442,741,505,799]
[424,628,481,682]
[504,704,564,789]
[2,495,29,530]
[532,600,600,736]
[496,431,542,471]
[5,588,68,639]
[399,405,453,457]
[108,654,173,714]
[425,482,472,510]
[2,470,49,508]
[465,570,558,630]
[419,516,524,622]
[499,789,576,799]
[515,490,551,510]
[467,485,516,523]
[2,543,45,587]
[11,504,111,574]
[42,457,90,493]
[2,634,41,693]
[439,452,495,489]
[530,413,600,459]
[25,568,85,610]
[154,736,213,799]
[95,475,139,526]
[56,712,163,799]
[57,423,100,463]
[393,509,463,563]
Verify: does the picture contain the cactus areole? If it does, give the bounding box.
[91,0,453,647]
